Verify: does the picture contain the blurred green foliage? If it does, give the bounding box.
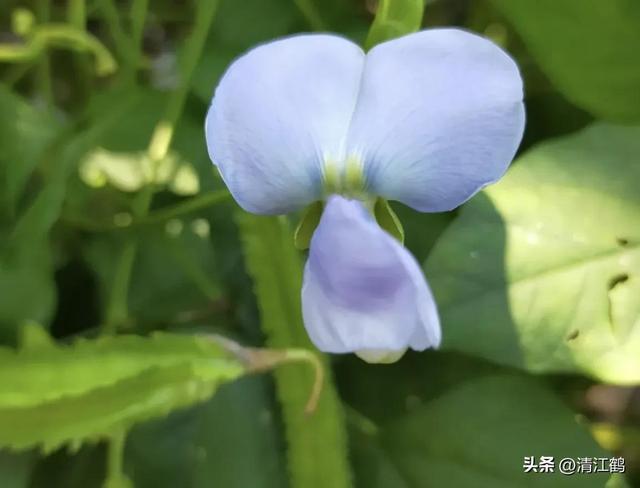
[365,0,424,49]
[0,0,638,487]
[491,0,640,122]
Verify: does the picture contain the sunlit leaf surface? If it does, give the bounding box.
[0,329,244,452]
[428,123,640,383]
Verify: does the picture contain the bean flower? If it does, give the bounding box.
[205,29,525,363]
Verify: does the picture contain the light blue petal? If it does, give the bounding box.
[347,28,525,212]
[205,34,365,214]
[301,195,441,353]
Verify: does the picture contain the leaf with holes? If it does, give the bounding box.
[426,123,640,384]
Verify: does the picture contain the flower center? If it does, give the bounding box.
[322,154,366,198]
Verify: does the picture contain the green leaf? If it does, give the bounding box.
[351,434,409,488]
[365,0,425,50]
[236,213,352,488]
[9,92,136,249]
[0,451,34,488]
[0,330,237,408]
[84,223,222,327]
[0,94,138,342]
[294,201,323,250]
[0,329,245,452]
[0,364,237,453]
[127,376,287,488]
[0,86,63,218]
[377,374,610,487]
[0,89,64,340]
[344,352,616,487]
[426,123,640,384]
[0,251,56,343]
[391,203,454,263]
[213,0,297,48]
[374,198,404,243]
[492,0,640,122]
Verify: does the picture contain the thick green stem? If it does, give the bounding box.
[67,0,86,28]
[236,214,352,488]
[104,430,130,488]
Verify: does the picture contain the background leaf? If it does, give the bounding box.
[0,452,33,488]
[127,376,287,488]
[379,374,610,487]
[492,0,640,122]
[426,123,640,384]
[0,87,63,219]
[84,224,222,329]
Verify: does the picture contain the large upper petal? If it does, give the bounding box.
[205,35,364,214]
[346,28,525,212]
[301,195,441,353]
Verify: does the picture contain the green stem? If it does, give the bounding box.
[67,0,91,109]
[63,190,231,232]
[282,349,324,415]
[0,24,117,76]
[67,0,86,28]
[118,0,149,85]
[130,0,149,57]
[102,0,220,335]
[95,0,135,72]
[38,25,117,75]
[236,214,352,488]
[104,430,129,488]
[103,241,136,333]
[34,0,53,107]
[136,190,230,226]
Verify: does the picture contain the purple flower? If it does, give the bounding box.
[205,29,524,362]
